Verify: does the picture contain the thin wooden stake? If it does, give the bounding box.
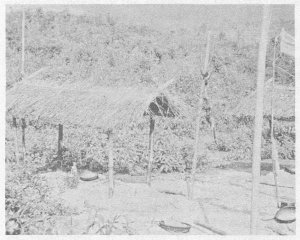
[250,5,271,234]
[12,117,20,164]
[21,118,26,161]
[107,129,114,198]
[21,9,25,79]
[190,109,201,199]
[190,31,211,199]
[146,115,155,186]
[271,37,280,208]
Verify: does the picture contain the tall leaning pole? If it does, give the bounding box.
[189,31,211,200]
[250,5,272,234]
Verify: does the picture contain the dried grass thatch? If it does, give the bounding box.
[6,77,191,129]
[232,79,295,121]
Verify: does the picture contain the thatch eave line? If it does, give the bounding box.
[6,81,191,128]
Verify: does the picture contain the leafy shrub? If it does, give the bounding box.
[275,126,295,160]
[5,163,69,234]
[217,116,295,162]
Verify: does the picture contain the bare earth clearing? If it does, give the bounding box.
[42,166,295,235]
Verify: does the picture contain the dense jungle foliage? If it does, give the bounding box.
[6,6,295,168]
[5,5,295,235]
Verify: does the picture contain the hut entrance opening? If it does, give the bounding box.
[146,94,176,118]
[144,93,178,186]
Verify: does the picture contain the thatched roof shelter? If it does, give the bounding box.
[232,79,295,121]
[6,71,191,194]
[6,78,189,129]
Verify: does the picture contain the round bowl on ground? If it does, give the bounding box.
[79,170,99,181]
[158,220,191,233]
[275,206,296,224]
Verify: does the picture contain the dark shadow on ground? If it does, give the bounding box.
[219,160,295,176]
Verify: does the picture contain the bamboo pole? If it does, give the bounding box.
[21,118,26,161]
[271,37,280,208]
[21,9,25,79]
[107,129,114,198]
[146,115,155,186]
[190,31,211,199]
[202,72,217,144]
[250,5,271,234]
[12,117,20,164]
[203,32,211,72]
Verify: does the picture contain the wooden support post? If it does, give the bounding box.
[107,129,114,198]
[58,124,63,162]
[80,150,86,165]
[21,118,26,161]
[250,5,271,235]
[190,31,211,199]
[211,118,217,144]
[12,117,20,164]
[146,115,155,186]
[21,9,25,79]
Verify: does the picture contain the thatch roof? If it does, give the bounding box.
[6,78,190,129]
[232,79,295,120]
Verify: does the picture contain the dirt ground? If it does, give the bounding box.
[41,166,295,235]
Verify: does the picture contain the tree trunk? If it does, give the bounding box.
[250,5,272,234]
[146,115,155,186]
